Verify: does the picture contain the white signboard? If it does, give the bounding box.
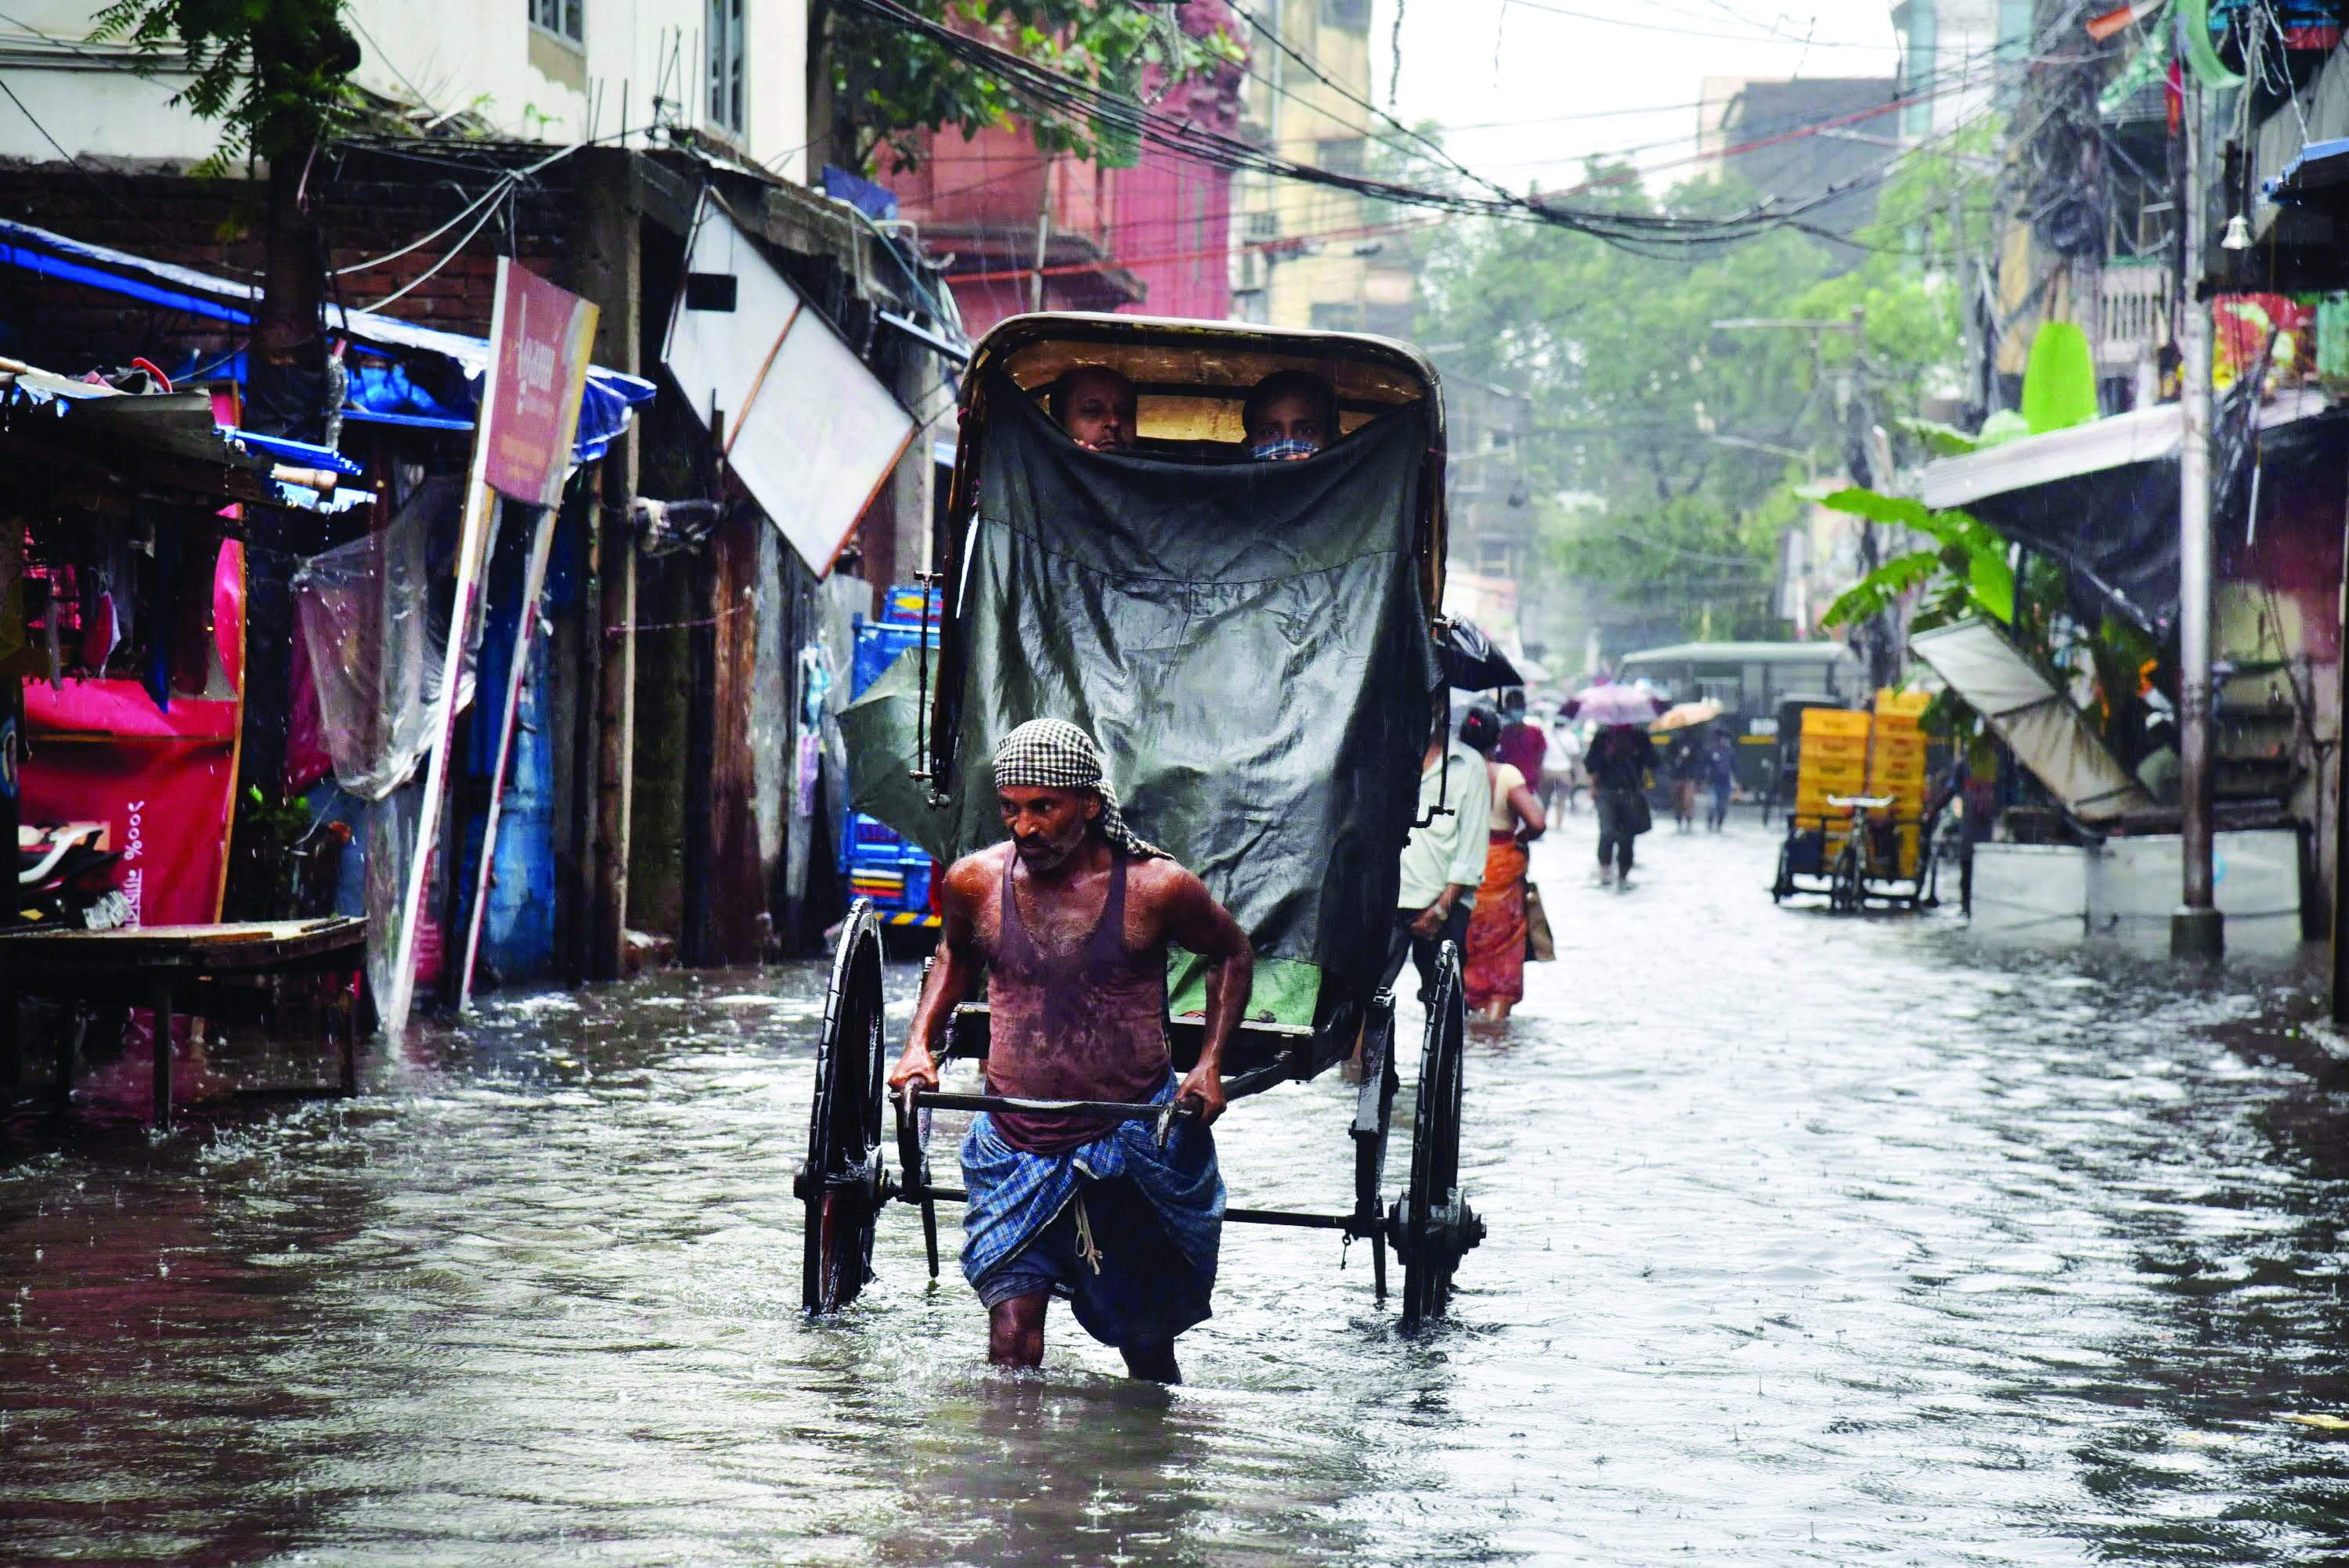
[664,195,919,575]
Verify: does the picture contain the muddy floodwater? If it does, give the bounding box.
[10,821,2349,1564]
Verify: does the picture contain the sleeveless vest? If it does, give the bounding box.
[987,845,1171,1153]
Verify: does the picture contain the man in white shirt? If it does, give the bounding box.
[1377,701,1494,1002]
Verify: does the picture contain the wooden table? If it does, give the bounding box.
[0,917,367,1126]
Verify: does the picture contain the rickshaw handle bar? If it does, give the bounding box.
[911,1088,1187,1120]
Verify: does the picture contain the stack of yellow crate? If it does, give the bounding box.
[1868,689,1929,877]
[1795,708,1871,862]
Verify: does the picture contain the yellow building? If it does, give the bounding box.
[1229,0,1415,333]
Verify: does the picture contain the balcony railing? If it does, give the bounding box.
[2098,264,2173,369]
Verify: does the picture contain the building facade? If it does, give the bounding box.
[0,0,810,181]
[1228,0,1413,335]
[0,0,976,992]
[882,0,1247,337]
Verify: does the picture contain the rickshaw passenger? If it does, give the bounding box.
[889,719,1253,1384]
[1049,365,1137,452]
[1242,369,1337,461]
[1378,701,1494,1003]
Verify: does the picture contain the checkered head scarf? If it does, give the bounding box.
[991,718,1164,860]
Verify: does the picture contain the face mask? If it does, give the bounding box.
[1248,436,1319,462]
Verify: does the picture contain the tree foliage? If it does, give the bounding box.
[1416,134,1984,656]
[828,0,1239,174]
[1816,491,2013,631]
[92,0,360,175]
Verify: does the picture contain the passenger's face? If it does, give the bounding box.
[999,785,1098,871]
[1060,369,1135,452]
[1247,388,1327,458]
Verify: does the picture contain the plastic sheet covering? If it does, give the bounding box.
[1908,618,2152,822]
[1916,391,2341,636]
[292,477,478,801]
[909,374,1440,997]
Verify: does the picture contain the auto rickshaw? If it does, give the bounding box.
[798,312,1482,1335]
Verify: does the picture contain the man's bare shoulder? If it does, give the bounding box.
[941,844,1009,906]
[1127,852,1210,909]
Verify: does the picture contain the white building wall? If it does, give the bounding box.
[0,1,807,181]
[1889,0,2004,142]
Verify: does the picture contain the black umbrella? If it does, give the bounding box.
[1438,616,1524,690]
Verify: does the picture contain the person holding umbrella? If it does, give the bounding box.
[1567,682,1664,886]
[1584,722,1656,886]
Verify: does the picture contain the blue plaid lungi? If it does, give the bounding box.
[961,1072,1225,1347]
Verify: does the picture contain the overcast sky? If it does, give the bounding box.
[1371,0,1908,194]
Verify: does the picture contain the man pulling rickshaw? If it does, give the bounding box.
[889,719,1252,1383]
[806,310,1484,1353]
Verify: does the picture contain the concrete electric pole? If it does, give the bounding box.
[2174,82,2224,961]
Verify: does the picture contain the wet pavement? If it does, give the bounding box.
[9,813,2349,1564]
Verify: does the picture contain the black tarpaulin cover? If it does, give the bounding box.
[925,374,1440,997]
[1963,396,2349,638]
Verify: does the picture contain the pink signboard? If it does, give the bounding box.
[480,261,599,508]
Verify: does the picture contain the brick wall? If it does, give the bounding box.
[0,148,574,378]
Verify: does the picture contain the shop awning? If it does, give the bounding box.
[2267,135,2349,207]
[0,357,368,515]
[1909,618,2153,824]
[0,218,653,464]
[662,193,918,575]
[1914,391,2334,634]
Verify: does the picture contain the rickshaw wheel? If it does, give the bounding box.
[1832,844,1864,914]
[799,899,889,1316]
[1395,940,1479,1335]
[1351,989,1402,1305]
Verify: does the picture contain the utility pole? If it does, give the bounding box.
[2174,82,2225,961]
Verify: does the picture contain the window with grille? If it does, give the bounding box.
[1315,137,1365,178]
[708,0,745,135]
[529,0,583,45]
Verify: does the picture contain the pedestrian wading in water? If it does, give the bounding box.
[1458,702,1546,1022]
[1586,723,1656,887]
[889,719,1254,1383]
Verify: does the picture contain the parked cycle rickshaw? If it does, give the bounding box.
[798,312,1481,1335]
[1771,793,1944,911]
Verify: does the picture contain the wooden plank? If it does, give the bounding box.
[0,917,366,975]
[572,150,640,986]
[460,499,560,1009]
[707,513,765,963]
[594,539,637,980]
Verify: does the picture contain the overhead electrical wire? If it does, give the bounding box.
[953,85,2008,287]
[836,0,1867,250]
[927,23,2017,287]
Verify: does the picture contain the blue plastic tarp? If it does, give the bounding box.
[2267,136,2349,207]
[0,218,653,464]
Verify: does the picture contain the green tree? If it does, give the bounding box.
[1417,146,1976,660]
[93,0,360,439]
[818,0,1239,174]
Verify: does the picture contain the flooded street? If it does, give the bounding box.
[9,817,2349,1565]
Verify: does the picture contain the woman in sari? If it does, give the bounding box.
[1459,704,1547,1022]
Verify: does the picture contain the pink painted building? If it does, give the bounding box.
[886,2,1245,335]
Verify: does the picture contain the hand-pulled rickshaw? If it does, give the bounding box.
[796,312,1482,1335]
